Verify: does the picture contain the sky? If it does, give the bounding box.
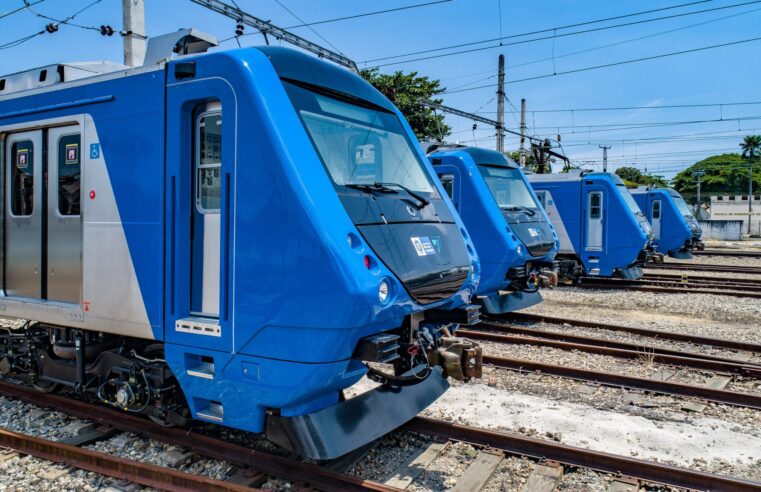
[2,0,761,179]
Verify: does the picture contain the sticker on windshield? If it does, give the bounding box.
[411,236,437,256]
[527,227,539,238]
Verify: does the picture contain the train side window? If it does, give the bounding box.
[536,191,546,208]
[440,174,454,199]
[652,200,661,219]
[196,111,222,213]
[589,192,602,219]
[10,140,34,216]
[58,134,81,215]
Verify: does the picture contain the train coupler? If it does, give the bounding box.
[428,336,482,381]
[424,304,481,326]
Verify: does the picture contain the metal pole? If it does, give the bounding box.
[599,145,611,172]
[122,0,146,67]
[496,54,505,153]
[692,167,704,217]
[519,98,527,167]
[749,161,754,235]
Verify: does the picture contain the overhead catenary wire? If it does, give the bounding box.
[363,0,761,67]
[219,0,452,42]
[0,0,106,50]
[0,0,47,20]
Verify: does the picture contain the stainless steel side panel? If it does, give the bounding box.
[5,130,43,298]
[47,125,82,303]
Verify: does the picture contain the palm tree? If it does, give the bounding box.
[740,135,761,234]
[740,135,761,161]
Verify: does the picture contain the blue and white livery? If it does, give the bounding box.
[632,187,704,259]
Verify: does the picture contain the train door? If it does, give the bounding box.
[47,126,82,303]
[585,190,604,251]
[651,199,662,239]
[190,103,221,317]
[5,131,43,298]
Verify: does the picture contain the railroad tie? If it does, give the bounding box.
[521,461,563,492]
[681,375,732,413]
[449,448,503,492]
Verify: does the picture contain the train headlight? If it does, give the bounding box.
[517,245,523,255]
[378,280,390,303]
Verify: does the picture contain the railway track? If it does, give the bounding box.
[0,380,393,492]
[642,272,761,287]
[694,249,761,258]
[646,262,761,275]
[1,380,759,492]
[502,311,761,352]
[573,276,761,298]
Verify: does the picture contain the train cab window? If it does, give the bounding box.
[10,140,34,216]
[652,200,661,220]
[440,174,455,199]
[196,111,222,212]
[58,134,81,215]
[589,192,602,219]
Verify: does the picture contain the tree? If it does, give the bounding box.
[614,166,667,188]
[672,152,761,204]
[740,135,761,161]
[360,68,450,141]
[506,150,537,170]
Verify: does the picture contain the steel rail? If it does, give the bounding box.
[459,327,761,377]
[405,417,761,492]
[0,426,255,492]
[482,354,761,410]
[0,381,397,492]
[501,312,761,353]
[646,262,761,274]
[639,275,761,291]
[574,278,761,299]
[643,272,761,286]
[694,249,761,258]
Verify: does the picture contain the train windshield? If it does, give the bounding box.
[617,184,644,216]
[671,194,694,218]
[478,165,539,211]
[284,81,435,194]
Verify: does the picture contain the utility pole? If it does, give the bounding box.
[519,98,527,167]
[496,54,505,153]
[749,161,755,235]
[599,144,611,172]
[692,167,704,217]
[122,0,146,67]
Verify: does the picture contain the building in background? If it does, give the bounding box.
[709,195,761,236]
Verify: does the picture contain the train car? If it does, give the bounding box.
[0,33,484,459]
[528,171,653,280]
[427,145,559,312]
[632,187,704,259]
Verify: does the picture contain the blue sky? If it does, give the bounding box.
[2,0,761,178]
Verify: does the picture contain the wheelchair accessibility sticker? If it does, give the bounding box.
[411,236,437,256]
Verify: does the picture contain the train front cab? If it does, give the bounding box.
[163,47,485,459]
[529,172,651,280]
[428,146,559,313]
[0,46,482,461]
[632,188,703,259]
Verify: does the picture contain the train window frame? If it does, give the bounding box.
[439,174,455,199]
[195,108,222,214]
[652,200,661,220]
[56,132,82,217]
[9,139,34,217]
[589,191,602,219]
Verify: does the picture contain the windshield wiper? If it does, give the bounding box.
[374,182,430,209]
[503,205,536,216]
[345,183,398,195]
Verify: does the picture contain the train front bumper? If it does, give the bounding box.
[265,366,449,459]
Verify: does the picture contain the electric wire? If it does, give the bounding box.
[270,0,344,54]
[0,0,46,20]
[362,0,760,66]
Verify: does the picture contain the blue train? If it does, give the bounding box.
[631,187,704,259]
[0,37,484,459]
[528,171,653,280]
[427,145,559,312]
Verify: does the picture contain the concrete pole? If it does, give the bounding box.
[123,0,147,67]
[496,54,505,153]
[749,161,754,235]
[519,98,527,167]
[599,144,611,173]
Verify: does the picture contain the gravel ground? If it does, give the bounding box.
[644,268,761,280]
[527,289,761,343]
[665,255,761,267]
[493,319,761,364]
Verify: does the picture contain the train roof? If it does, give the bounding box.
[427,145,519,169]
[527,170,624,185]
